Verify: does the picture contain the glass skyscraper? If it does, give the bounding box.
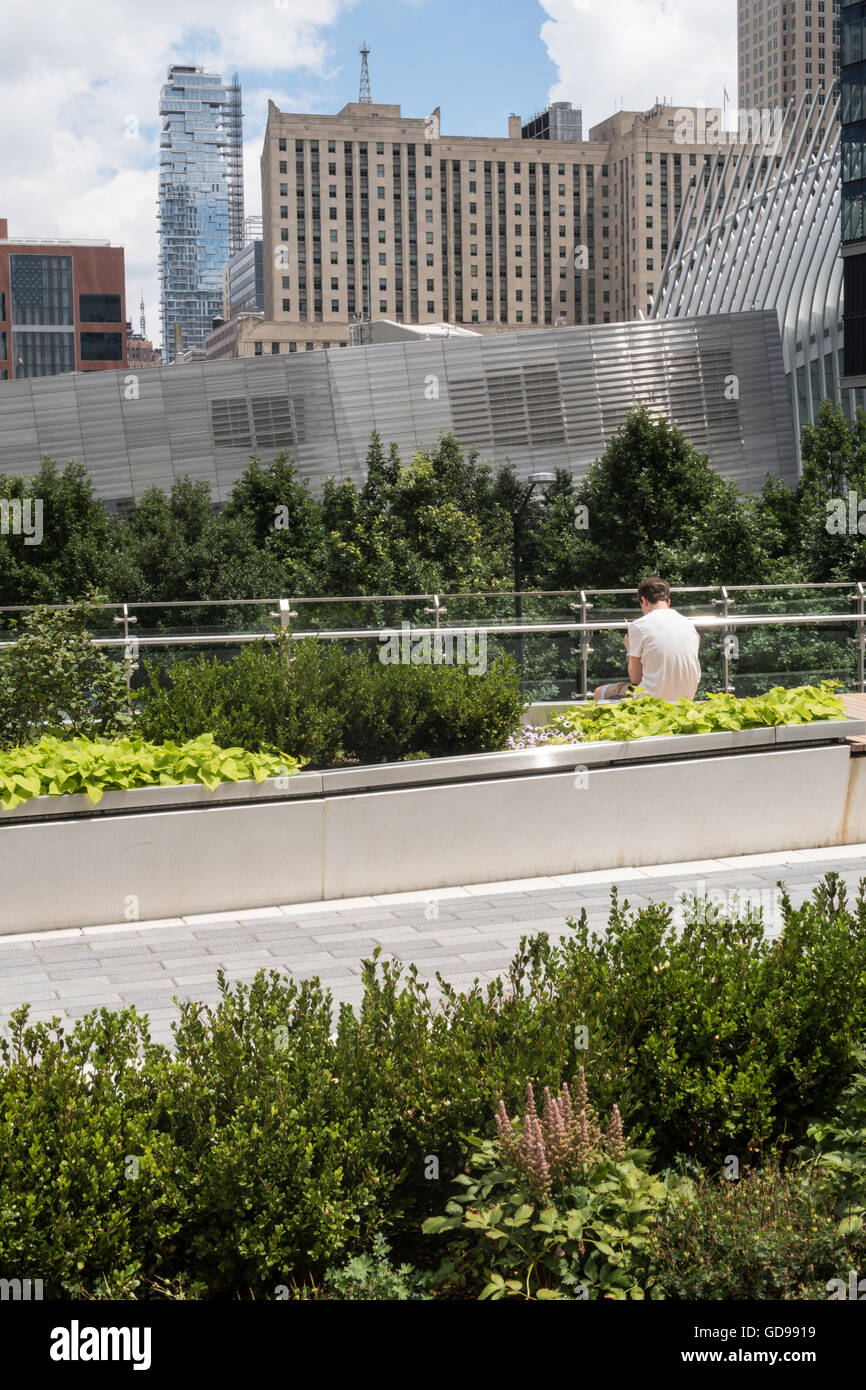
[158,65,244,360]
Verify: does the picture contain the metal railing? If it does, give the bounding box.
[0,581,864,699]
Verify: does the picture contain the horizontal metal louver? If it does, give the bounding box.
[250,394,294,450]
[210,397,252,449]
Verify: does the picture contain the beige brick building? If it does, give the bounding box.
[738,0,840,116]
[257,98,762,353]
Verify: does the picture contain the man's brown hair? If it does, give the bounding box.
[637,577,671,606]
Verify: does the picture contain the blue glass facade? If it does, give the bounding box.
[158,66,244,360]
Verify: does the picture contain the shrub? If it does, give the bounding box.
[0,597,132,750]
[642,1162,865,1300]
[3,879,866,1297]
[0,734,301,810]
[0,973,398,1298]
[136,638,348,768]
[333,874,866,1200]
[800,1049,866,1237]
[136,636,523,768]
[340,654,523,763]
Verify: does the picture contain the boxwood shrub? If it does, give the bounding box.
[135,636,523,767]
[2,875,866,1297]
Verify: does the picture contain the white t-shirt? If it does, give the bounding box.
[627,606,701,702]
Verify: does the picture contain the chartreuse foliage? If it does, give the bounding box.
[549,682,847,743]
[0,734,301,810]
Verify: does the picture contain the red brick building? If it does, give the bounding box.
[0,216,126,380]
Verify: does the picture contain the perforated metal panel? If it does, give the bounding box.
[0,312,798,503]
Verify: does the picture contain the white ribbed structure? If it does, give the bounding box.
[651,89,861,468]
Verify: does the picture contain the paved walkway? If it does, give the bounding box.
[2,845,866,1047]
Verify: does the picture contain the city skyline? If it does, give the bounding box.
[1,0,738,350]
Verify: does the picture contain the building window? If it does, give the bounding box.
[282,276,290,289]
[79,293,122,323]
[80,331,122,361]
[278,139,287,151]
[282,299,290,311]
[331,300,339,311]
[254,342,263,355]
[272,342,280,354]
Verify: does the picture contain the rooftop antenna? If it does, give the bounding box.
[359,41,372,103]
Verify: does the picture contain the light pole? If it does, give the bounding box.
[513,471,555,673]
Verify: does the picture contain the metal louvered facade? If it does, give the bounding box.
[0,312,797,509]
[651,88,864,466]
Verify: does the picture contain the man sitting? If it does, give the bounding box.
[593,577,701,703]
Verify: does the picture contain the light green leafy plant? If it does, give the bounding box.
[0,733,302,810]
[547,682,847,744]
[323,1234,432,1300]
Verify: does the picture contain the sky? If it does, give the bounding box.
[0,0,738,350]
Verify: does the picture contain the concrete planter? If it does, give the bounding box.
[1,719,863,935]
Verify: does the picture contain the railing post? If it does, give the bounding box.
[112,603,138,699]
[423,594,447,662]
[269,597,298,666]
[858,583,865,694]
[712,586,735,694]
[568,591,592,701]
[270,597,298,636]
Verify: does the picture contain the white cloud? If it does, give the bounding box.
[539,0,737,134]
[1,0,355,348]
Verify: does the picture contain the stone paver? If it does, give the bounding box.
[3,848,866,1037]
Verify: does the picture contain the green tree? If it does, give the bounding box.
[0,458,115,605]
[557,407,782,589]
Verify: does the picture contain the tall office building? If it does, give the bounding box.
[522,101,583,141]
[841,0,866,381]
[0,216,126,380]
[738,0,841,120]
[158,65,244,360]
[258,97,755,354]
[224,240,264,317]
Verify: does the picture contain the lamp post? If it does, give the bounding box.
[513,471,556,673]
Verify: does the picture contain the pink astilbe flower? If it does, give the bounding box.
[491,1076,628,1195]
[496,1099,518,1164]
[605,1104,626,1161]
[526,1117,552,1200]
